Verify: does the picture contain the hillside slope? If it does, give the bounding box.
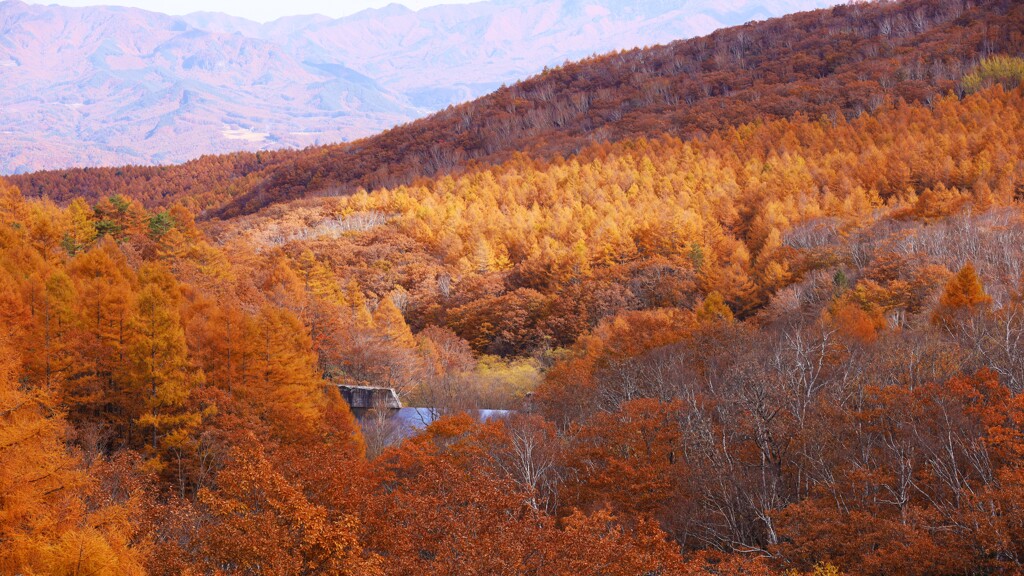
[0,0,836,173]
[5,1,1024,572]
[4,81,1024,575]
[211,0,1020,219]
[11,0,1022,219]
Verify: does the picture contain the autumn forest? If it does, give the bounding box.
[4,0,1024,574]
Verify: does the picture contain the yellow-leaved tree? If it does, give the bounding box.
[932,262,991,330]
[128,266,201,475]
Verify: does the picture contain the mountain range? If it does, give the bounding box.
[0,0,838,173]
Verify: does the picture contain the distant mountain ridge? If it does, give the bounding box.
[0,0,838,173]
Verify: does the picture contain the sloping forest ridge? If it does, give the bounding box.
[3,0,1024,574]
[0,0,837,173]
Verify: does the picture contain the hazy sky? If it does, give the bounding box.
[24,1,479,22]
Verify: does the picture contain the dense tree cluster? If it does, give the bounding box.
[4,78,1024,573]
[214,86,1024,355]
[4,0,1024,571]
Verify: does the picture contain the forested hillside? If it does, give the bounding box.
[11,0,1023,218]
[4,0,1024,574]
[4,79,1024,574]
[0,0,836,173]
